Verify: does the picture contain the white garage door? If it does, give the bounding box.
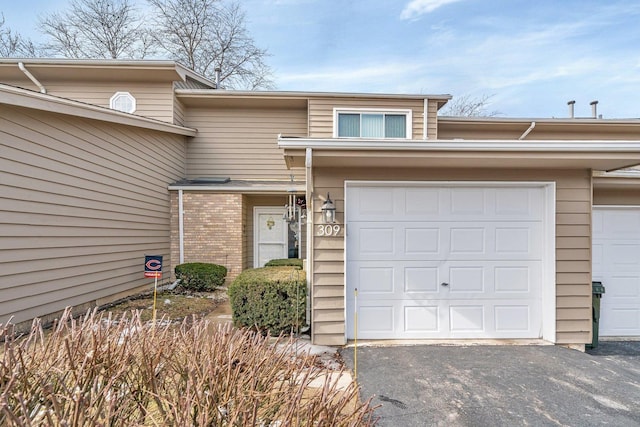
[593,208,640,336]
[346,183,546,339]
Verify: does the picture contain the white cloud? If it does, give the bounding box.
[278,60,430,92]
[400,0,466,20]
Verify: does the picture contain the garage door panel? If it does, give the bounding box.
[349,222,544,261]
[349,260,542,301]
[347,186,545,222]
[606,308,640,332]
[593,208,640,337]
[605,276,640,298]
[447,261,541,299]
[601,243,640,272]
[404,305,440,332]
[347,298,541,339]
[349,260,443,299]
[494,305,531,332]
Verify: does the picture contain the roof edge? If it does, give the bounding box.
[438,116,640,125]
[176,88,452,101]
[278,137,640,152]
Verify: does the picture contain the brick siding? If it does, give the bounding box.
[170,192,244,281]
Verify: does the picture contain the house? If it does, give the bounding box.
[1,59,639,351]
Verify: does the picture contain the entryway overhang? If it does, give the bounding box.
[279,137,640,172]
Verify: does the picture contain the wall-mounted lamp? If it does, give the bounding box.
[321,193,336,224]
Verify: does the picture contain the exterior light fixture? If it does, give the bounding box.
[321,193,336,224]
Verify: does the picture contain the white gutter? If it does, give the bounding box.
[18,62,46,93]
[278,137,640,152]
[423,99,429,140]
[518,121,536,140]
[179,189,184,264]
[168,184,306,192]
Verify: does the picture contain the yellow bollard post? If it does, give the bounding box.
[152,275,158,324]
[354,287,358,382]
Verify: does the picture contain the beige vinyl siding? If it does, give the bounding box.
[593,187,640,205]
[0,104,186,327]
[184,107,307,180]
[174,97,186,126]
[41,81,175,123]
[308,98,425,139]
[426,99,440,139]
[310,167,592,346]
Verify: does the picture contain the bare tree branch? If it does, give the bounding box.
[148,0,273,89]
[0,13,43,57]
[39,0,154,59]
[440,93,502,117]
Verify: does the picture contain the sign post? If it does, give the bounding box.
[144,255,163,323]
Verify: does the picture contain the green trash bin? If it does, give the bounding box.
[588,281,606,349]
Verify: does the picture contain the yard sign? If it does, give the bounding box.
[144,255,163,278]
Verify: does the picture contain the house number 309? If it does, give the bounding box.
[317,224,341,236]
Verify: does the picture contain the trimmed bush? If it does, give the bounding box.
[229,266,306,335]
[264,258,303,269]
[174,262,227,291]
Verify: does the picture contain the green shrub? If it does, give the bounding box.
[174,262,227,291]
[229,266,306,335]
[264,258,303,268]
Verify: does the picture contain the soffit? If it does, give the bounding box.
[176,89,451,109]
[176,93,309,109]
[0,60,185,83]
[280,139,640,171]
[438,117,640,138]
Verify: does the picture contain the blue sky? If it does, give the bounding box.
[2,0,640,118]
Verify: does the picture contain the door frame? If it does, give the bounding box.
[343,180,557,342]
[253,206,288,268]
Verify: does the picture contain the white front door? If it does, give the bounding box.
[593,207,640,336]
[254,207,288,268]
[346,183,549,340]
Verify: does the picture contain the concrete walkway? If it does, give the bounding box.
[340,342,640,426]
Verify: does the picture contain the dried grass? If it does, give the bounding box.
[1,308,377,426]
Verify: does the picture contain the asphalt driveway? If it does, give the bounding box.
[340,342,640,426]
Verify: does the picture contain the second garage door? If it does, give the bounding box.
[346,183,548,340]
[593,207,640,337]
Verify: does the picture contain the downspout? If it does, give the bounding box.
[423,98,429,140]
[518,121,536,140]
[305,147,313,328]
[179,189,184,264]
[18,62,46,94]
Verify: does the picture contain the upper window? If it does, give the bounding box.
[110,91,136,114]
[334,109,412,139]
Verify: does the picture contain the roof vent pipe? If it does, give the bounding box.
[214,67,221,89]
[590,100,598,118]
[567,100,575,118]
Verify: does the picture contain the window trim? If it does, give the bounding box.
[109,91,136,114]
[333,108,413,139]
